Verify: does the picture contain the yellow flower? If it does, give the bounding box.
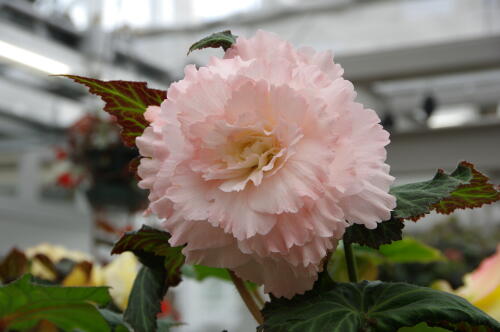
[92,252,139,311]
[63,262,93,286]
[26,243,91,282]
[25,243,139,311]
[25,243,91,263]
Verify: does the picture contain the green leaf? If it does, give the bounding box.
[124,266,165,332]
[379,237,444,264]
[157,317,182,332]
[344,216,404,249]
[184,265,231,282]
[398,322,451,331]
[0,274,111,331]
[60,75,167,147]
[261,281,500,332]
[187,30,237,54]
[99,309,131,332]
[390,162,499,221]
[182,265,257,290]
[0,248,28,284]
[100,307,180,332]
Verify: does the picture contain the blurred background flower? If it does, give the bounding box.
[1,243,140,312]
[47,114,148,262]
[434,245,500,320]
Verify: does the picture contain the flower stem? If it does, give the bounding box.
[228,270,264,325]
[251,287,265,307]
[343,241,358,283]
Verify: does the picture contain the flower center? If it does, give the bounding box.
[207,129,284,192]
[224,130,281,173]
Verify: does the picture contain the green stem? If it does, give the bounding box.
[344,241,358,283]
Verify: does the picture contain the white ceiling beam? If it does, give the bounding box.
[387,121,500,176]
[337,34,500,84]
[0,77,84,128]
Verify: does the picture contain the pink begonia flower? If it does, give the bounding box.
[136,30,396,298]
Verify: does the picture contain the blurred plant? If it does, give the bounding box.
[48,114,149,261]
[378,217,500,289]
[0,274,112,332]
[433,245,500,320]
[0,243,139,311]
[415,216,500,254]
[328,238,445,282]
[0,242,181,330]
[52,114,147,211]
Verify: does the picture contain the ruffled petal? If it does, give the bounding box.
[207,188,277,240]
[233,257,319,299]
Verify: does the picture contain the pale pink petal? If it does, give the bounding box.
[165,217,234,250]
[144,105,161,123]
[233,258,319,299]
[225,30,295,63]
[207,189,277,240]
[297,47,344,81]
[285,237,338,268]
[165,167,215,221]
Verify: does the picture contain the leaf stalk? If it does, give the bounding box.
[343,240,358,283]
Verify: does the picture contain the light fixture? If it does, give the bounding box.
[0,40,70,74]
[428,104,478,129]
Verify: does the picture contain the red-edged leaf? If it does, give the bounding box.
[60,75,166,147]
[112,225,184,287]
[112,225,184,332]
[432,161,500,214]
[112,225,172,257]
[391,161,500,222]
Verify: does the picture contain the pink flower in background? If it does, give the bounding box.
[434,245,500,320]
[457,245,500,319]
[137,30,395,298]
